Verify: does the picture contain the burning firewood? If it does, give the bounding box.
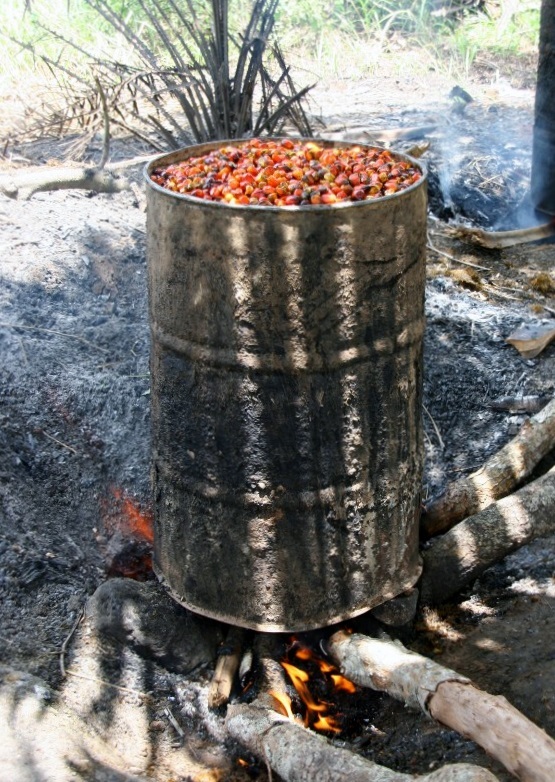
[226,701,500,781]
[422,397,555,537]
[328,630,555,782]
[225,634,499,781]
[420,466,555,605]
[208,627,246,709]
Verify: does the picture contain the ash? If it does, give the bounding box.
[1,95,555,780]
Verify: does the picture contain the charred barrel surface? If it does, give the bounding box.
[532,0,555,214]
[145,140,427,631]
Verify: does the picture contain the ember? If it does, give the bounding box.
[99,487,154,580]
[150,138,421,206]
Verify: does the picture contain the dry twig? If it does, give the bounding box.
[426,235,490,272]
[448,221,555,249]
[59,607,85,677]
[0,322,110,353]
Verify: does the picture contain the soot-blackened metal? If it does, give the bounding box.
[145,139,427,631]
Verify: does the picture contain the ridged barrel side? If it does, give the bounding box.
[146,141,427,631]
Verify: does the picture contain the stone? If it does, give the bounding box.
[87,578,224,673]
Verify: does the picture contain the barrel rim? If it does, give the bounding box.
[143,136,427,212]
[153,560,423,633]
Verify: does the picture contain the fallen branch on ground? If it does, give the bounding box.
[448,220,555,249]
[0,166,131,200]
[422,397,555,537]
[328,631,555,782]
[420,466,555,604]
[226,701,499,782]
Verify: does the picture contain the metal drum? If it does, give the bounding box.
[145,139,427,631]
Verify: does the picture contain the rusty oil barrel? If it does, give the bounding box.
[145,139,427,632]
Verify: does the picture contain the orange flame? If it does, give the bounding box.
[331,674,357,694]
[99,487,155,580]
[280,641,356,735]
[111,487,154,543]
[269,690,297,721]
[313,714,342,733]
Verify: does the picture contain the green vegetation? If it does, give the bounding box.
[0,1,541,148]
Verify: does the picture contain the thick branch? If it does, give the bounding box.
[0,166,130,200]
[226,701,499,782]
[422,397,555,537]
[420,466,555,604]
[328,631,555,782]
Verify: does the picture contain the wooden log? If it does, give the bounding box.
[422,397,555,537]
[207,626,245,709]
[328,631,555,782]
[420,466,555,604]
[0,166,131,200]
[226,701,499,782]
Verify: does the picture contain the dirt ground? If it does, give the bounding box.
[1,55,554,782]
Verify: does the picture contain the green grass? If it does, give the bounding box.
[0,0,542,145]
[450,1,541,69]
[1,0,541,87]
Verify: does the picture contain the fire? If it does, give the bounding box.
[331,674,357,694]
[269,690,298,721]
[99,487,155,580]
[110,487,154,543]
[312,714,341,733]
[281,662,329,715]
[277,640,356,735]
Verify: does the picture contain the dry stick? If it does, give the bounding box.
[93,75,111,170]
[59,607,85,677]
[208,626,245,709]
[0,148,155,202]
[329,631,555,782]
[449,220,555,250]
[422,397,555,537]
[64,669,152,699]
[423,403,445,450]
[226,701,499,782]
[420,466,555,605]
[164,706,185,739]
[426,236,491,272]
[41,431,78,455]
[0,322,110,353]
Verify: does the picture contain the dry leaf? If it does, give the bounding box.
[506,322,555,358]
[530,272,555,295]
[449,267,482,290]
